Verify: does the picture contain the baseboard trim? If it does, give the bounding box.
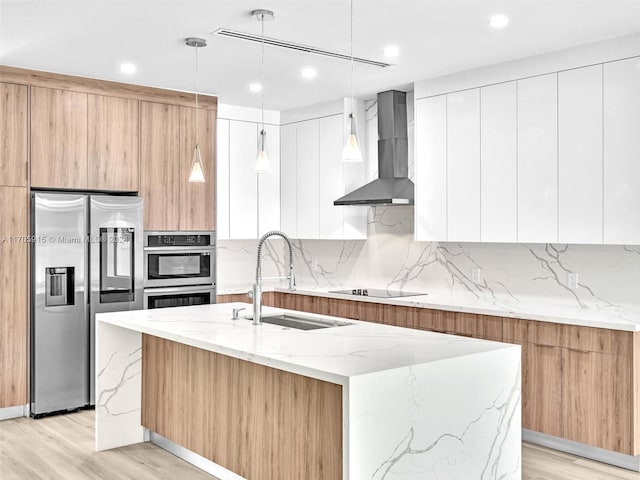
[0,404,28,421]
[523,429,640,472]
[149,431,246,480]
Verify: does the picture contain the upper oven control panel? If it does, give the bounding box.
[144,231,216,248]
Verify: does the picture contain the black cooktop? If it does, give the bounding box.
[329,288,427,298]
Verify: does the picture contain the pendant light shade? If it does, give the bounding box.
[255,129,271,173]
[186,37,207,183]
[253,9,274,174]
[342,0,363,163]
[189,144,206,182]
[342,114,363,162]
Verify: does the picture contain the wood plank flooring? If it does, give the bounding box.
[0,410,217,480]
[1,410,639,479]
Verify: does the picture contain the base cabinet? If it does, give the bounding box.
[142,334,342,480]
[218,291,640,456]
[562,349,632,453]
[522,343,563,437]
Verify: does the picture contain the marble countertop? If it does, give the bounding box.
[282,287,640,332]
[96,303,515,385]
[219,286,640,332]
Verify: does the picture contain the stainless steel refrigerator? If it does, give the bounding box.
[30,193,143,416]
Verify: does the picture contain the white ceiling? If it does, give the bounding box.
[2,0,640,111]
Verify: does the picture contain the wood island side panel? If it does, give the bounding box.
[141,334,343,480]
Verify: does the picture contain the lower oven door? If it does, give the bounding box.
[143,285,216,310]
[144,247,215,287]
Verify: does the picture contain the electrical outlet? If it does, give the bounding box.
[471,267,482,283]
[568,272,579,290]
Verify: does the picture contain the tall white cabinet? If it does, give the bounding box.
[558,65,603,244]
[447,89,480,242]
[604,57,640,244]
[216,105,281,240]
[280,110,367,240]
[480,82,517,242]
[415,95,447,241]
[517,74,558,243]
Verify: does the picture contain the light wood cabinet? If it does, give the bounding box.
[260,291,640,455]
[179,106,216,231]
[562,349,631,453]
[0,187,28,408]
[522,343,563,437]
[87,94,139,191]
[0,83,28,186]
[31,86,88,189]
[140,101,180,230]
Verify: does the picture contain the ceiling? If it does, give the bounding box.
[2,0,640,111]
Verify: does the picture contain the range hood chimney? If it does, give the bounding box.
[334,90,414,206]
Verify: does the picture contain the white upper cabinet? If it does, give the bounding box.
[604,57,640,244]
[280,123,297,235]
[258,123,281,236]
[216,105,281,240]
[480,82,517,242]
[296,119,321,239]
[415,95,447,241]
[447,89,480,242]
[517,74,558,243]
[279,103,367,240]
[319,115,345,239]
[228,120,258,239]
[216,119,230,240]
[558,65,603,244]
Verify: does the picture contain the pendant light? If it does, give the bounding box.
[342,0,363,163]
[186,37,207,183]
[253,9,274,174]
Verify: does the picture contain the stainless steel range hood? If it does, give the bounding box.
[334,90,414,206]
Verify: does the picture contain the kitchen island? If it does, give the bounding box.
[95,303,521,480]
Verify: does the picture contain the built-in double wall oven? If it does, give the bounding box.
[143,231,216,309]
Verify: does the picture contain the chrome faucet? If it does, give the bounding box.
[248,230,296,325]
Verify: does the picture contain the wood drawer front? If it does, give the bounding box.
[412,308,453,332]
[455,313,503,340]
[503,318,563,347]
[562,324,632,356]
[142,334,343,480]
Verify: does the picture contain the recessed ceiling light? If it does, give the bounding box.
[301,67,317,79]
[120,63,136,74]
[489,14,509,29]
[249,83,262,93]
[383,45,400,58]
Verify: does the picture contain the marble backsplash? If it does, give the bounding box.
[218,206,640,312]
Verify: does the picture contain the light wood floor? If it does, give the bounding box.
[1,410,639,479]
[0,410,218,479]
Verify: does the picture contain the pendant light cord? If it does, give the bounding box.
[350,0,354,114]
[261,13,265,132]
[195,43,199,144]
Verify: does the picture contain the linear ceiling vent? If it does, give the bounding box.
[211,28,391,68]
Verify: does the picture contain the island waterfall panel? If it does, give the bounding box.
[141,334,343,480]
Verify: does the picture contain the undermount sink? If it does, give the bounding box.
[247,314,353,331]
